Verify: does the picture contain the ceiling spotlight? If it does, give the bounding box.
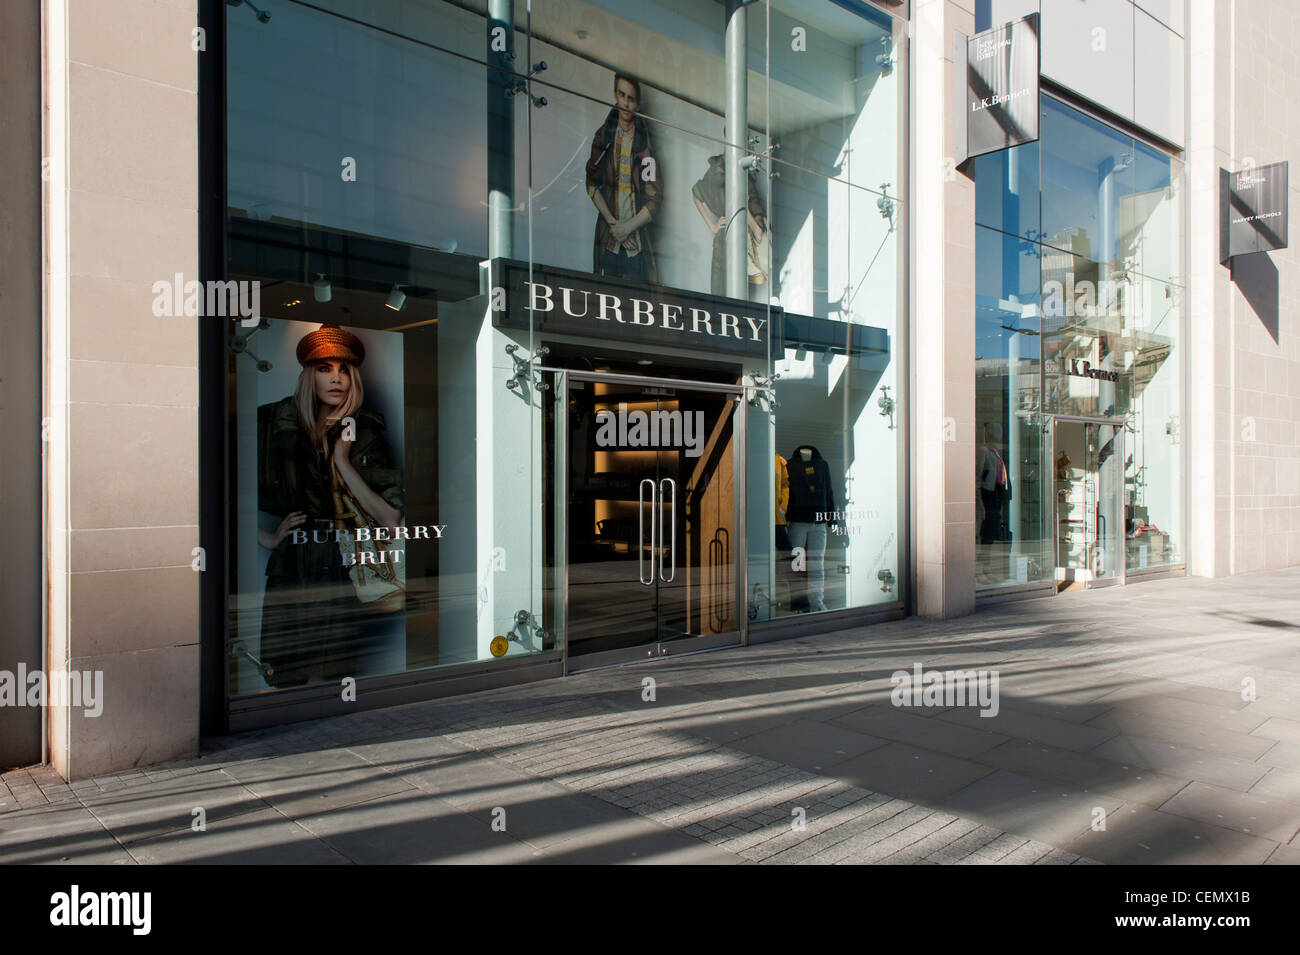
[312,274,332,303]
[385,284,407,312]
[440,237,459,254]
[636,359,653,366]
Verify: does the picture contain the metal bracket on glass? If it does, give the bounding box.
[1020,229,1045,259]
[877,568,895,593]
[876,182,895,225]
[508,609,547,647]
[226,0,271,24]
[504,344,549,393]
[877,384,896,430]
[229,641,275,681]
[875,34,895,72]
[747,372,779,412]
[504,61,548,107]
[228,318,274,373]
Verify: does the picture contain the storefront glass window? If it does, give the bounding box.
[975,226,1050,588]
[755,1,907,619]
[974,93,1184,591]
[223,0,908,703]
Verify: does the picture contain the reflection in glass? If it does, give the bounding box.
[975,95,1185,590]
[975,226,1050,588]
[224,0,910,701]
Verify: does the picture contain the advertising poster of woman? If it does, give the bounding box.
[240,321,407,690]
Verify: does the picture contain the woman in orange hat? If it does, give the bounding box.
[255,324,404,688]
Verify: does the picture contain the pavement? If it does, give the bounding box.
[5,567,1300,865]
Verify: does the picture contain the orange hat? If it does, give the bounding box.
[296,324,365,366]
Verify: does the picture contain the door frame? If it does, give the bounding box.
[1049,414,1128,590]
[552,369,749,674]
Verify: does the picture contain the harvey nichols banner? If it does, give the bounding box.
[1222,161,1289,260]
[488,259,772,359]
[957,13,1040,162]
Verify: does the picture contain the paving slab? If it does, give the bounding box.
[344,732,471,772]
[940,702,1117,752]
[1091,733,1269,792]
[1086,710,1277,760]
[1090,691,1269,734]
[1060,804,1277,866]
[1093,677,1254,712]
[936,769,1123,847]
[1264,843,1300,864]
[125,807,351,865]
[1157,780,1300,843]
[292,790,535,864]
[826,743,995,803]
[829,703,1010,758]
[220,747,417,818]
[726,719,889,772]
[0,805,136,865]
[1247,768,1300,803]
[977,738,1190,807]
[77,769,268,845]
[1255,741,1300,772]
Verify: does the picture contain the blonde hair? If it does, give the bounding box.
[295,361,364,450]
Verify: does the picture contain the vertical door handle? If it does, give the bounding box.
[658,478,676,583]
[639,478,656,585]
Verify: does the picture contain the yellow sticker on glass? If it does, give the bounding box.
[490,635,509,658]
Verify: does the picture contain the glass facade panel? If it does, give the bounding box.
[975,226,1051,588]
[1128,274,1184,569]
[1040,96,1136,271]
[753,1,906,620]
[974,93,1184,590]
[223,0,908,704]
[974,138,1041,245]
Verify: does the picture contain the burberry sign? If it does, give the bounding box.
[490,260,771,357]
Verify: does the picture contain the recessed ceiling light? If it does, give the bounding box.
[283,299,301,307]
[637,359,653,366]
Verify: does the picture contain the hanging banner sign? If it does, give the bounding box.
[1222,161,1289,259]
[956,13,1040,163]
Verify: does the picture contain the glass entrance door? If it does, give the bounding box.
[1053,418,1125,590]
[1088,422,1124,587]
[554,372,744,667]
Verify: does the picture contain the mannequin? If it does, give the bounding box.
[785,444,835,613]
